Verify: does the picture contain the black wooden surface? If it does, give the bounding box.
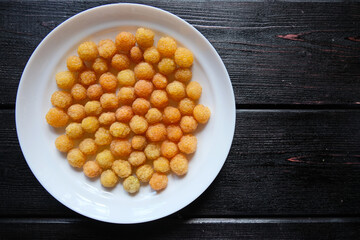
[1,0,360,239]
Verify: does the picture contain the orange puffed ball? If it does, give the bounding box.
[144,143,161,160]
[134,62,155,80]
[115,106,134,122]
[112,160,132,178]
[55,135,74,152]
[98,112,116,126]
[117,69,136,87]
[158,58,176,75]
[166,81,186,101]
[128,151,146,167]
[161,140,179,159]
[79,138,98,155]
[65,122,84,139]
[94,127,112,145]
[123,176,140,193]
[67,55,84,72]
[67,104,86,122]
[131,135,147,150]
[150,90,168,109]
[115,32,136,52]
[77,41,98,61]
[178,98,195,115]
[79,70,97,86]
[157,37,177,57]
[186,81,202,101]
[132,98,150,115]
[96,149,114,169]
[129,115,148,134]
[81,116,99,133]
[46,107,69,127]
[166,125,183,142]
[130,46,143,63]
[98,39,117,59]
[174,68,192,83]
[92,57,108,74]
[135,27,154,49]
[71,84,87,101]
[153,157,170,173]
[100,170,118,188]
[174,47,193,68]
[99,72,118,92]
[110,139,132,157]
[180,116,198,133]
[134,80,153,98]
[163,106,181,124]
[100,93,118,110]
[87,84,104,100]
[146,123,167,142]
[117,87,136,105]
[55,71,76,89]
[51,91,72,109]
[170,153,188,176]
[83,161,102,178]
[149,172,168,191]
[110,122,131,138]
[145,108,162,124]
[136,164,154,182]
[111,54,130,71]
[193,104,211,124]
[152,73,168,89]
[84,100,102,116]
[67,148,86,168]
[143,47,160,64]
[178,134,197,154]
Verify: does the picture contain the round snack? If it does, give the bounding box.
[98,39,117,59]
[115,31,136,52]
[83,161,102,178]
[149,172,168,191]
[150,90,168,109]
[67,56,84,72]
[81,116,99,133]
[180,116,198,133]
[166,81,186,101]
[115,106,134,122]
[193,104,211,124]
[161,140,179,159]
[117,69,136,87]
[46,107,69,127]
[145,108,162,124]
[128,151,146,167]
[178,134,197,154]
[132,98,150,115]
[94,127,112,145]
[55,135,74,152]
[178,98,195,115]
[55,71,76,89]
[129,115,148,134]
[170,153,188,176]
[136,164,154,182]
[158,58,176,75]
[153,157,170,173]
[67,148,86,168]
[100,93,118,109]
[112,160,132,178]
[110,122,131,138]
[131,135,147,150]
[163,106,181,124]
[117,87,136,105]
[92,57,108,74]
[146,123,167,142]
[174,68,192,83]
[71,84,87,101]
[144,143,161,160]
[84,101,102,116]
[100,170,118,188]
[87,84,103,100]
[79,138,98,155]
[166,125,183,142]
[67,104,86,122]
[134,62,155,80]
[157,37,177,57]
[110,139,132,157]
[123,176,140,193]
[98,112,116,126]
[51,91,72,109]
[174,47,194,68]
[77,41,98,61]
[96,149,115,169]
[186,81,202,101]
[135,27,154,49]
[130,46,143,63]
[65,122,84,139]
[152,73,167,89]
[79,70,96,86]
[134,80,153,98]
[111,53,130,71]
[99,72,117,92]
[143,47,160,64]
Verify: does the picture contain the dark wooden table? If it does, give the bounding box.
[1,1,360,239]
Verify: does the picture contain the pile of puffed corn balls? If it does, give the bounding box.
[46,27,211,194]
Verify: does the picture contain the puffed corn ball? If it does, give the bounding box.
[166,81,186,101]
[77,41,98,61]
[99,72,117,92]
[80,70,97,86]
[158,58,176,75]
[100,93,118,109]
[163,106,181,124]
[143,47,160,64]
[131,135,147,150]
[81,116,99,133]
[55,135,74,152]
[83,161,102,178]
[84,101,102,116]
[79,138,98,155]
[132,98,150,115]
[118,87,136,105]
[115,106,134,122]
[149,173,168,191]
[144,143,161,160]
[152,73,168,89]
[92,57,108,74]
[157,37,177,57]
[134,80,153,98]
[170,153,188,176]
[67,56,84,72]
[128,151,146,167]
[153,157,170,173]
[174,68,192,83]
[94,127,112,145]
[51,91,72,109]
[67,148,86,168]
[146,123,167,142]
[180,116,198,133]
[123,176,140,193]
[98,39,117,59]
[98,112,116,126]
[65,122,84,139]
[112,160,132,178]
[101,170,118,188]
[129,115,148,134]
[135,27,154,49]
[111,54,130,71]
[150,90,168,109]
[179,98,195,115]
[130,46,143,63]
[166,125,183,142]
[193,104,211,124]
[55,71,76,89]
[96,149,115,170]
[145,108,162,124]
[71,84,87,101]
[110,139,132,157]
[115,32,136,52]
[174,47,193,68]
[67,104,86,122]
[87,84,103,100]
[186,81,202,101]
[161,140,179,159]
[178,134,197,154]
[117,69,136,87]
[46,107,69,127]
[136,164,154,182]
[134,62,155,80]
[110,122,131,138]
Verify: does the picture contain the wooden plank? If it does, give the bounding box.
[1,1,360,106]
[2,109,360,217]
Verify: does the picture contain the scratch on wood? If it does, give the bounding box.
[287,154,360,165]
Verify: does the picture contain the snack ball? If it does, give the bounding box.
[110,139,132,157]
[87,84,104,100]
[170,153,188,176]
[132,98,150,115]
[146,123,167,142]
[98,39,117,59]
[131,135,147,150]
[128,151,146,167]
[110,122,131,138]
[193,104,211,124]
[111,53,130,71]
[123,176,140,193]
[67,148,86,168]
[83,161,102,178]
[153,157,170,173]
[84,101,102,116]
[145,108,163,124]
[166,125,183,142]
[144,143,161,160]
[135,27,155,49]
[66,55,84,72]
[115,106,134,122]
[94,127,112,145]
[163,106,181,124]
[134,80,154,98]
[180,116,198,133]
[117,69,136,87]
[186,81,202,101]
[174,47,193,68]
[79,138,98,155]
[100,170,118,188]
[178,98,195,115]
[166,81,186,101]
[136,164,154,182]
[118,87,136,105]
[96,149,115,169]
[77,41,98,61]
[71,84,87,101]
[178,134,197,154]
[149,172,168,191]
[65,122,84,139]
[158,58,176,75]
[46,107,69,127]
[81,116,99,133]
[112,160,132,178]
[51,91,72,109]
[174,68,192,83]
[67,104,86,122]
[115,31,136,52]
[79,70,97,86]
[98,112,116,126]
[129,115,148,134]
[152,73,168,89]
[99,72,118,92]
[55,71,76,89]
[92,57,108,74]
[157,37,177,57]
[160,140,178,159]
[100,93,118,110]
[150,90,168,109]
[130,46,143,63]
[143,47,160,64]
[55,135,74,152]
[134,62,155,80]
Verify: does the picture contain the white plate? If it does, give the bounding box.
[16,3,235,224]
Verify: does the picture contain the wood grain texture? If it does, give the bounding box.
[1,1,360,106]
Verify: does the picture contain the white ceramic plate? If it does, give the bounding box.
[16,3,235,224]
